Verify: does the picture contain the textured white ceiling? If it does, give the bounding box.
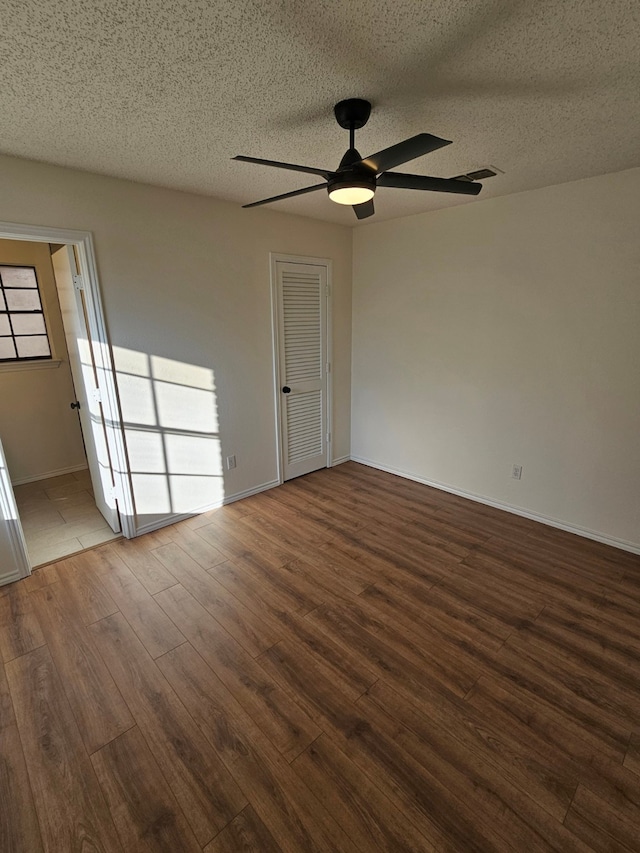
[1,0,639,225]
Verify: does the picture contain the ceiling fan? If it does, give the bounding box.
[234,98,484,219]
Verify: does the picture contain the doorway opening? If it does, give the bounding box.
[0,221,134,581]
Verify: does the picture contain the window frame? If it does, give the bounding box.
[0,262,53,363]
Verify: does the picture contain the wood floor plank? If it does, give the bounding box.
[90,612,247,846]
[204,805,282,853]
[360,687,592,853]
[153,542,280,657]
[466,675,640,826]
[477,536,617,593]
[31,581,134,754]
[625,733,640,776]
[210,555,325,616]
[366,680,587,849]
[319,533,448,592]
[0,659,43,853]
[292,733,436,852]
[252,635,499,851]
[376,672,578,822]
[238,499,334,548]
[112,537,178,595]
[271,477,372,533]
[297,541,375,594]
[197,514,295,567]
[358,583,493,679]
[0,580,45,662]
[280,555,362,605]
[564,783,640,851]
[288,473,425,530]
[21,562,60,593]
[536,600,640,673]
[259,483,368,534]
[362,517,470,563]
[504,630,640,734]
[157,641,360,853]
[305,599,478,698]
[462,548,610,610]
[84,545,185,658]
[184,499,258,531]
[166,521,227,569]
[495,638,632,757]
[272,610,378,700]
[209,559,376,698]
[55,553,119,625]
[5,646,122,852]
[154,584,320,760]
[91,726,201,853]
[367,576,508,653]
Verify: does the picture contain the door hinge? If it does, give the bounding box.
[325,362,331,374]
[73,274,84,291]
[92,387,102,404]
[106,484,119,502]
[326,431,331,443]
[325,283,330,297]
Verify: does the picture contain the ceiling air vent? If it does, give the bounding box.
[453,166,503,182]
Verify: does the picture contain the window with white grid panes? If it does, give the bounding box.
[0,265,52,362]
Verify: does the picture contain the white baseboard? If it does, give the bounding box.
[331,455,351,466]
[12,464,89,486]
[133,478,281,538]
[0,567,25,588]
[351,455,640,556]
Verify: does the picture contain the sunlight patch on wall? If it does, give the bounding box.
[113,347,223,521]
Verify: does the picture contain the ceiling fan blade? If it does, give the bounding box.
[377,171,482,196]
[242,183,326,209]
[359,134,451,174]
[233,155,332,179]
[353,199,375,220]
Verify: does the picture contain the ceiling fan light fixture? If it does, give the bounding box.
[327,182,375,206]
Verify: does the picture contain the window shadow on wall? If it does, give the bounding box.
[113,346,223,530]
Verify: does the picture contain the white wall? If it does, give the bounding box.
[0,154,352,530]
[0,239,86,483]
[352,168,640,551]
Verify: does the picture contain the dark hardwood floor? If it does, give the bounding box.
[1,461,640,851]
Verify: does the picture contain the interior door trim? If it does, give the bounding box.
[0,220,136,538]
[0,436,31,583]
[269,252,333,485]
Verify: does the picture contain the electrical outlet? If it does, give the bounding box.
[512,464,522,480]
[226,455,236,470]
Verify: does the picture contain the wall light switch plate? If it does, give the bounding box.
[512,464,523,480]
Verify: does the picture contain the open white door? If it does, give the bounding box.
[0,436,30,586]
[51,246,120,533]
[274,259,330,481]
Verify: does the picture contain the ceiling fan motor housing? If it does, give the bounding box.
[327,170,376,199]
[327,146,377,200]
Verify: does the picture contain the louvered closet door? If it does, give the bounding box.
[276,261,328,481]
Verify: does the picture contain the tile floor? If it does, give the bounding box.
[13,469,121,567]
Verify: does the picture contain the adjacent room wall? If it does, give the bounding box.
[352,167,640,551]
[0,154,352,530]
[0,238,86,483]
